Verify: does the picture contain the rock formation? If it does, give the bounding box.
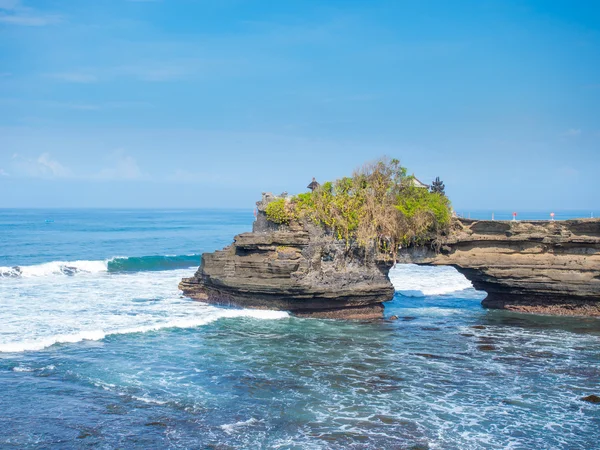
[581,395,600,404]
[179,194,394,319]
[181,193,600,318]
[398,218,600,316]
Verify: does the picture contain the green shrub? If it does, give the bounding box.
[265,198,293,224]
[396,186,451,226]
[264,157,452,257]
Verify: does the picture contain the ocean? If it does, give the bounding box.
[1,209,599,449]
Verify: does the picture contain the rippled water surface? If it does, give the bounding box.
[1,209,599,449]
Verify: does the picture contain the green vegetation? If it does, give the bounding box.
[264,198,293,225]
[264,157,452,259]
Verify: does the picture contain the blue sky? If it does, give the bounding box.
[0,0,598,209]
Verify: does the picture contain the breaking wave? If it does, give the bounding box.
[107,254,200,272]
[0,254,201,278]
[0,309,289,353]
[389,264,473,296]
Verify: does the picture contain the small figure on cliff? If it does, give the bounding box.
[307,177,320,191]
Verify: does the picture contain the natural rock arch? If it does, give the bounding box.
[180,203,600,318]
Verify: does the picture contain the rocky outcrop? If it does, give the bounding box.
[398,218,600,316]
[581,395,600,404]
[181,192,600,318]
[179,194,394,319]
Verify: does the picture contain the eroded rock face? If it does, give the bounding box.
[399,219,600,316]
[179,195,394,319]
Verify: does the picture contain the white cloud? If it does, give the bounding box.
[46,61,197,84]
[0,0,20,9]
[47,72,99,83]
[122,65,188,82]
[12,153,71,178]
[0,0,61,26]
[0,168,9,177]
[58,103,102,111]
[0,12,60,25]
[9,151,147,181]
[0,99,151,110]
[562,128,582,137]
[94,151,145,180]
[50,101,151,111]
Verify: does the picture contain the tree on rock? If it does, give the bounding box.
[430,177,445,196]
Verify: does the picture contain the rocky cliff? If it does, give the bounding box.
[181,193,600,318]
[179,194,394,319]
[398,218,600,316]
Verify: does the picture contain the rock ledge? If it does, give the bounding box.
[399,218,600,316]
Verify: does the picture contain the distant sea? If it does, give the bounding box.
[1,209,599,449]
[454,210,597,221]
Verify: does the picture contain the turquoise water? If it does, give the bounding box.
[1,210,599,449]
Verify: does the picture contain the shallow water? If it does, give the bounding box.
[1,209,599,449]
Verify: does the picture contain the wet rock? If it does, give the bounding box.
[389,315,399,320]
[524,351,554,359]
[460,333,475,337]
[581,395,600,404]
[77,428,99,439]
[414,353,447,359]
[104,404,127,415]
[373,414,398,425]
[477,344,496,351]
[471,325,486,330]
[145,421,168,427]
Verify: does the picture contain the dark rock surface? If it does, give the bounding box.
[581,395,600,404]
[477,345,496,351]
[399,218,600,316]
[179,194,394,319]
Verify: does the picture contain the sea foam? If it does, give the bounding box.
[0,310,288,353]
[220,418,260,435]
[389,264,473,296]
[0,260,108,278]
[0,306,289,353]
[0,254,200,278]
[0,268,288,354]
[0,261,471,354]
